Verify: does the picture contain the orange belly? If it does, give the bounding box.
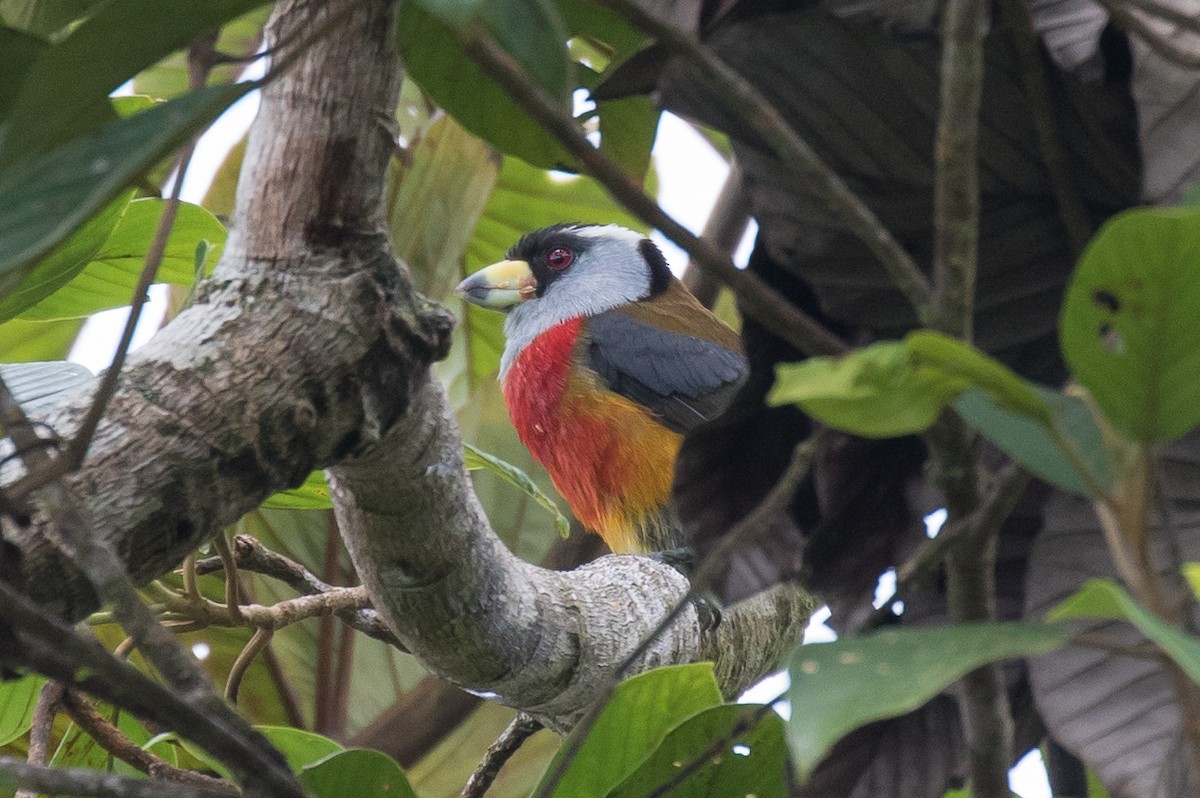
[503,319,681,553]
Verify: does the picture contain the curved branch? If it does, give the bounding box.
[2,0,809,737]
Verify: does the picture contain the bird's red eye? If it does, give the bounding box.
[546,247,573,271]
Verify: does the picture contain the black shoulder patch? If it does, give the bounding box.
[639,238,672,297]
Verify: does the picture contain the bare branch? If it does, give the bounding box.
[0,756,231,798]
[13,680,65,798]
[460,713,544,798]
[61,689,237,795]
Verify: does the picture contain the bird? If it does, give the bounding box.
[455,223,747,555]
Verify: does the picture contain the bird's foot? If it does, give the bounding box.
[648,548,722,632]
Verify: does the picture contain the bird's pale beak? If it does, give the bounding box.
[454,259,538,310]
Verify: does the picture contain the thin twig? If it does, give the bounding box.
[14,680,66,798]
[532,432,824,798]
[62,141,195,473]
[195,534,403,646]
[0,578,297,797]
[459,28,847,358]
[61,689,237,795]
[600,0,933,321]
[0,756,231,798]
[681,162,750,308]
[460,713,544,798]
[212,531,244,623]
[226,627,273,705]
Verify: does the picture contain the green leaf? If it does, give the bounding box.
[17,199,225,321]
[539,663,722,797]
[0,317,84,362]
[257,726,346,772]
[0,0,98,36]
[906,330,1053,423]
[786,622,1069,781]
[0,190,131,322]
[1184,563,1200,599]
[607,704,787,798]
[299,748,417,798]
[767,342,966,437]
[132,6,269,101]
[465,443,570,538]
[261,470,333,510]
[0,27,47,118]
[1061,208,1200,442]
[953,386,1113,496]
[1049,579,1200,685]
[597,95,659,184]
[0,82,250,291]
[0,0,269,170]
[388,117,500,300]
[397,0,573,170]
[0,674,46,746]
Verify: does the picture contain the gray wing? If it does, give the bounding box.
[585,310,747,434]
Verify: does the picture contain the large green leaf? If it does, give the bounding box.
[0,317,83,362]
[0,0,98,36]
[767,342,966,437]
[0,27,47,118]
[300,748,416,798]
[538,663,722,797]
[0,0,268,170]
[0,675,45,746]
[1061,208,1200,442]
[17,198,225,321]
[1050,579,1200,685]
[607,703,787,798]
[0,190,130,322]
[954,386,1114,496]
[786,623,1068,781]
[387,117,499,300]
[0,82,250,291]
[397,0,573,170]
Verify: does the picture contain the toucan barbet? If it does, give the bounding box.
[455,223,747,554]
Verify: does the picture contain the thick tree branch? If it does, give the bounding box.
[2,0,808,744]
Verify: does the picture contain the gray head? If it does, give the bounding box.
[454,223,673,377]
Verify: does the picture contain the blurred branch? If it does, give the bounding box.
[13,680,65,798]
[61,688,237,795]
[600,0,933,322]
[0,578,296,798]
[0,756,231,798]
[681,162,750,308]
[459,29,847,357]
[929,2,1013,796]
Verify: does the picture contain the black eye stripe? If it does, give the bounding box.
[508,226,596,297]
